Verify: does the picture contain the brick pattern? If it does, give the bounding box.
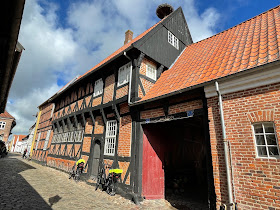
[118,115,132,157]
[103,74,115,104]
[140,108,165,119]
[168,100,203,115]
[139,58,157,76]
[120,103,130,115]
[85,118,93,134]
[138,86,144,98]
[94,116,104,134]
[47,156,75,172]
[82,137,91,153]
[118,161,130,185]
[92,96,102,107]
[116,85,128,99]
[208,82,280,209]
[140,78,154,98]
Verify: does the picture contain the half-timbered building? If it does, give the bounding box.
[31,4,280,209]
[32,5,193,196]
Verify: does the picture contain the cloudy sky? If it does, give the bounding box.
[7,0,279,136]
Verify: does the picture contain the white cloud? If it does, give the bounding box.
[7,0,221,135]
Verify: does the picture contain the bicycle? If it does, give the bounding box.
[95,162,123,196]
[69,159,85,181]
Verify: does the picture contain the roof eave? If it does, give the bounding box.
[47,45,135,103]
[132,59,280,106]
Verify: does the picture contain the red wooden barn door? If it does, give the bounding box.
[142,128,164,199]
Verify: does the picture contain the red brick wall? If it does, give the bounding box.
[116,85,128,99]
[103,74,115,104]
[139,57,157,76]
[0,118,14,142]
[47,156,75,172]
[92,96,102,107]
[120,103,130,115]
[94,116,104,134]
[85,117,93,134]
[140,108,165,119]
[118,161,130,185]
[168,100,202,114]
[82,137,91,153]
[140,78,154,97]
[138,58,157,99]
[207,83,280,209]
[118,115,132,157]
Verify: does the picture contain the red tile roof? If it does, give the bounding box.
[56,19,164,96]
[0,111,15,119]
[140,5,280,102]
[13,135,27,145]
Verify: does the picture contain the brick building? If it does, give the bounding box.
[31,4,280,209]
[0,111,16,143]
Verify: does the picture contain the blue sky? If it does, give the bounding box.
[6,0,280,135]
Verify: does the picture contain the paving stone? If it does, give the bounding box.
[0,153,175,210]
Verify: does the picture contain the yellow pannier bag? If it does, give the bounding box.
[109,169,123,174]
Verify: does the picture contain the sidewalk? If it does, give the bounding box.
[0,153,174,210]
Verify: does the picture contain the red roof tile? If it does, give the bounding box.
[13,135,27,145]
[0,111,15,119]
[56,18,164,96]
[140,5,280,102]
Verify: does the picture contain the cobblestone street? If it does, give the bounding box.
[0,153,174,210]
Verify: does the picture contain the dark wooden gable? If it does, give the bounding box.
[133,7,193,68]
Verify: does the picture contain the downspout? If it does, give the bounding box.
[30,110,42,157]
[123,51,133,104]
[215,81,234,208]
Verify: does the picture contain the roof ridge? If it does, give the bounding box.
[191,4,280,46]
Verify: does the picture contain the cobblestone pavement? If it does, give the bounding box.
[0,153,175,210]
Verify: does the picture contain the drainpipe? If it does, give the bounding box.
[123,51,133,104]
[215,81,234,208]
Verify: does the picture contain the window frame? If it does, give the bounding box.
[117,62,131,86]
[104,120,117,156]
[252,122,280,159]
[93,78,103,97]
[146,63,157,80]
[168,31,179,50]
[0,121,6,130]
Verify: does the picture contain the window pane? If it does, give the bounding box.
[257,146,267,157]
[254,124,263,133]
[266,134,277,145]
[268,146,279,156]
[264,124,275,133]
[255,135,265,145]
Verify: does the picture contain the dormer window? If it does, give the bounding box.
[94,78,103,96]
[146,64,157,80]
[168,31,179,50]
[118,62,131,86]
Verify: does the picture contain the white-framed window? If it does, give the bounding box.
[43,130,51,150]
[146,64,157,80]
[94,78,103,96]
[168,31,179,50]
[118,63,131,86]
[0,121,6,129]
[253,122,280,158]
[104,120,117,156]
[35,132,41,150]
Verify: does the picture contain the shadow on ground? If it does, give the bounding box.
[0,153,52,210]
